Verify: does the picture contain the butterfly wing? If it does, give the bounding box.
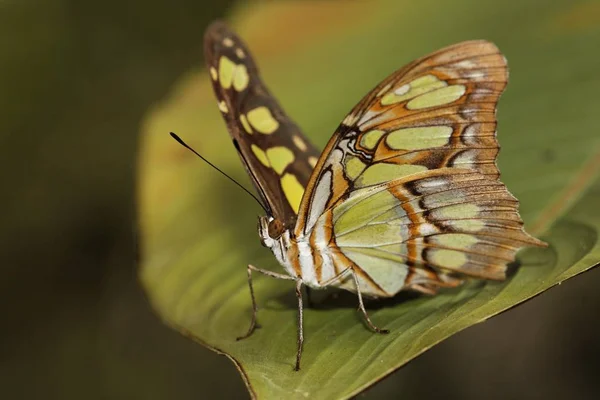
[295,41,546,296]
[204,22,320,229]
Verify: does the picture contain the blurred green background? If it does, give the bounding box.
[2,0,600,399]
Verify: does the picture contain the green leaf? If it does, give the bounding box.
[137,0,600,398]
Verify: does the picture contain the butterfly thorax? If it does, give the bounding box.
[258,216,297,278]
[258,215,343,290]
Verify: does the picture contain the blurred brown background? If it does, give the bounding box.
[1,0,599,399]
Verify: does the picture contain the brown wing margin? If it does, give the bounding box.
[204,21,320,229]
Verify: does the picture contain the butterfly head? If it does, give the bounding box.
[258,216,287,248]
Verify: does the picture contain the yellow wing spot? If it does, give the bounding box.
[292,135,307,151]
[342,114,359,126]
[218,56,236,89]
[381,74,447,105]
[356,163,427,187]
[247,106,279,134]
[371,205,406,224]
[451,150,476,166]
[217,100,228,113]
[360,129,385,149]
[266,146,295,175]
[336,223,401,248]
[381,75,448,106]
[376,83,392,97]
[378,242,408,255]
[385,126,453,150]
[308,156,318,168]
[210,67,218,81]
[454,59,476,69]
[357,110,379,128]
[223,37,234,47]
[435,233,478,249]
[251,144,270,168]
[438,203,479,219]
[281,173,304,213]
[345,155,367,180]
[430,249,468,269]
[453,219,485,232]
[235,48,246,59]
[233,64,249,91]
[334,190,399,235]
[218,56,249,92]
[240,114,253,134]
[407,85,466,110]
[394,83,410,95]
[341,249,408,296]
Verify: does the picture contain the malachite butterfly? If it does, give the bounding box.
[200,21,546,370]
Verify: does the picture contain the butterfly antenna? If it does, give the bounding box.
[170,132,267,213]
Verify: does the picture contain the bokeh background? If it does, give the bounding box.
[2,0,600,399]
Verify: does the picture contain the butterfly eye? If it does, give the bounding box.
[267,219,285,239]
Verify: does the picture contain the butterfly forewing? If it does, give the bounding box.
[298,41,508,222]
[204,21,320,229]
[296,40,546,294]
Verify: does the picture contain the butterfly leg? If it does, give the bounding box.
[237,264,295,341]
[351,269,390,334]
[294,279,304,371]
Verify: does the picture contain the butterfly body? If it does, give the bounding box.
[258,216,335,291]
[201,21,547,370]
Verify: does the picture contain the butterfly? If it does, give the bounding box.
[202,21,547,371]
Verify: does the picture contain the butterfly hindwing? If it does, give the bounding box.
[296,41,546,295]
[204,21,320,230]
